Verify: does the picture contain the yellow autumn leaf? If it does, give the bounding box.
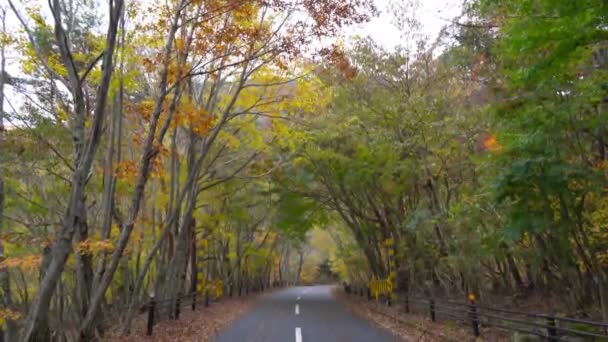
[218,130,241,148]
[76,239,115,256]
[0,255,42,272]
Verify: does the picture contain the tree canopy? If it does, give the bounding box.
[0,0,607,340]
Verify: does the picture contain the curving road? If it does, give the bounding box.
[212,285,399,342]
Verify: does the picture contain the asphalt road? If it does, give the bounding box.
[212,285,399,342]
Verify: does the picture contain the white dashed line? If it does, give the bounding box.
[295,304,300,315]
[296,296,301,300]
[295,327,302,342]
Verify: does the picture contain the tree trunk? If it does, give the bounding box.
[597,274,608,323]
[19,0,123,339]
[164,194,195,309]
[296,250,304,285]
[75,203,93,324]
[507,253,524,291]
[0,7,15,342]
[81,4,186,334]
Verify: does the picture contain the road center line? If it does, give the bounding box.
[295,304,300,315]
[295,327,302,342]
[297,296,301,300]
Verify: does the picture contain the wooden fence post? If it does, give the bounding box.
[429,299,436,322]
[192,292,196,311]
[469,293,480,337]
[404,294,409,313]
[547,317,557,341]
[175,294,181,319]
[146,295,155,336]
[205,289,210,307]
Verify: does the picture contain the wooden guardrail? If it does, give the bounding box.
[345,284,608,341]
[144,280,289,336]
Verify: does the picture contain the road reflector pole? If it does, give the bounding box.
[146,294,155,336]
[469,293,480,337]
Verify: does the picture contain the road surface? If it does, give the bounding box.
[212,285,398,342]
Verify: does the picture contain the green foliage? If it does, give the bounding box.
[273,191,326,241]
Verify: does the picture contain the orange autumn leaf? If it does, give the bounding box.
[0,308,21,327]
[0,254,42,272]
[174,99,213,136]
[115,160,139,184]
[76,239,115,256]
[142,57,154,73]
[482,134,501,152]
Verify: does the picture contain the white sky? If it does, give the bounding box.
[1,0,463,116]
[0,0,463,131]
[3,0,462,59]
[347,0,462,48]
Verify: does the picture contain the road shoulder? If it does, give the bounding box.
[333,288,471,341]
[105,292,266,341]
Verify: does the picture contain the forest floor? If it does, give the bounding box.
[335,289,511,341]
[103,291,265,342]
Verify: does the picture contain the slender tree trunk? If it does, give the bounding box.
[296,250,304,285]
[93,14,124,291]
[19,0,123,339]
[190,227,197,295]
[79,3,184,336]
[507,253,524,291]
[75,202,93,323]
[0,7,16,342]
[165,191,195,310]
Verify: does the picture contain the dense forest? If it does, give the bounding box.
[0,0,607,340]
